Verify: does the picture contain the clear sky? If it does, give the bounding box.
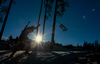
[0,0,100,46]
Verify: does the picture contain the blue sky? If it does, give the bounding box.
[0,0,100,46]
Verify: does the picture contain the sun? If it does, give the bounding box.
[36,35,42,42]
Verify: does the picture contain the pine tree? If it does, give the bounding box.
[42,0,54,42]
[0,0,13,41]
[0,0,7,6]
[51,0,69,45]
[36,0,43,36]
[0,0,8,23]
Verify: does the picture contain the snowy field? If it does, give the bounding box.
[0,50,89,64]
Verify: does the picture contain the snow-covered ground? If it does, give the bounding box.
[0,50,89,64]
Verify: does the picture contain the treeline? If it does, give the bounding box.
[63,40,100,51]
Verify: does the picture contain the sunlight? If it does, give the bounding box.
[36,35,42,42]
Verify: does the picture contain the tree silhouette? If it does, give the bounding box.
[0,0,13,41]
[95,40,98,51]
[0,0,2,6]
[0,0,8,23]
[57,20,68,31]
[36,0,43,36]
[51,0,69,45]
[42,0,48,42]
[0,0,7,6]
[42,0,54,42]
[0,6,8,23]
[83,41,95,51]
[83,41,88,50]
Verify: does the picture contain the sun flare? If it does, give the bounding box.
[36,35,42,42]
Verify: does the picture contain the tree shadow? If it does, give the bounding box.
[71,52,97,64]
[0,50,12,56]
[0,52,26,64]
[48,51,87,64]
[0,50,89,64]
[0,49,38,64]
[0,57,10,64]
[47,51,68,64]
[22,51,62,64]
[22,51,37,64]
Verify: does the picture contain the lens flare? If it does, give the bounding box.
[92,9,95,11]
[36,35,42,42]
[83,16,85,19]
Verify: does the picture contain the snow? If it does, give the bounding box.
[0,50,88,64]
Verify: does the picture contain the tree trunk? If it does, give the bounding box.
[0,0,13,41]
[42,0,48,42]
[36,0,43,36]
[51,0,58,44]
[0,0,2,6]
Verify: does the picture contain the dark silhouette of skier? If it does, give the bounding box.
[10,24,40,58]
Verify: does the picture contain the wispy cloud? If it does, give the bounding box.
[68,27,79,31]
[70,27,78,31]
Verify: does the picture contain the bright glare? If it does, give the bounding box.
[36,35,42,42]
